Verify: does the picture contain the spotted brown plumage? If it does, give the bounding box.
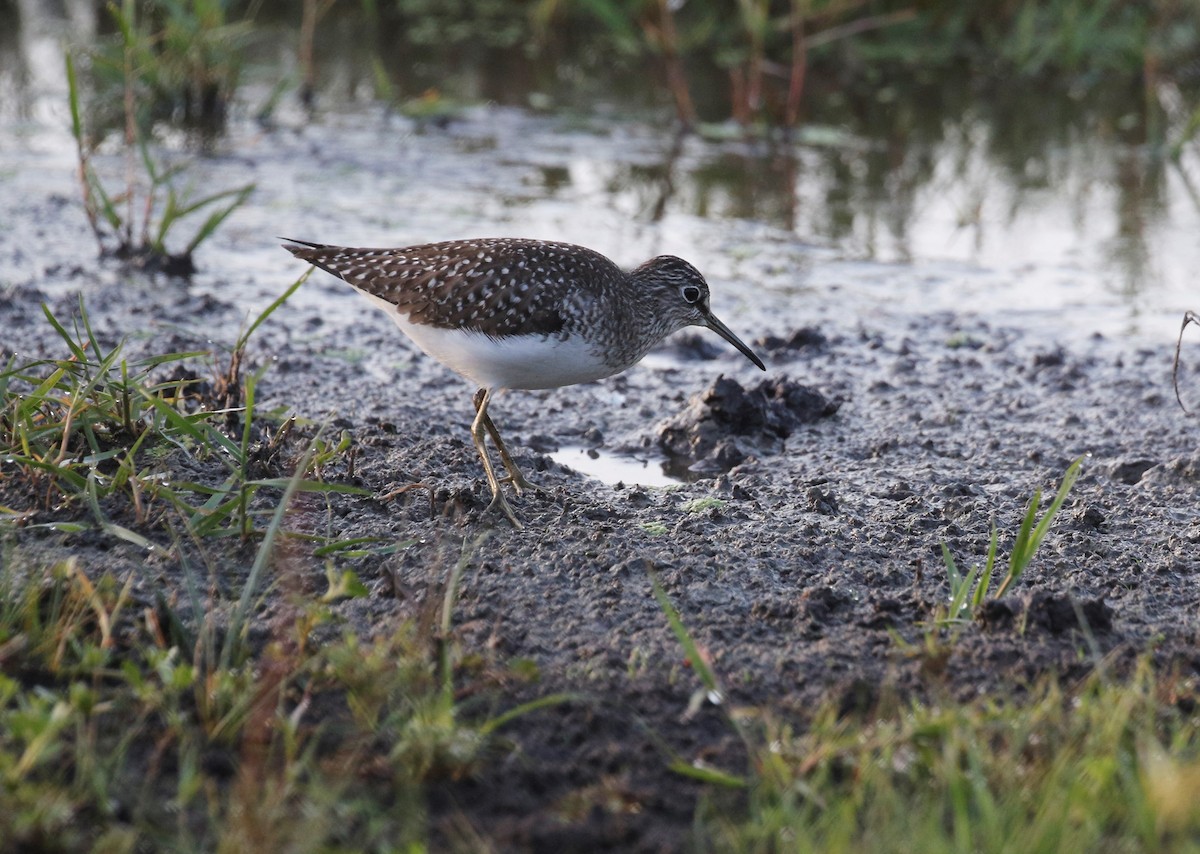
[284,237,626,339]
[283,236,765,528]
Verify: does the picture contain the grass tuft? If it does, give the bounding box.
[699,662,1200,851]
[0,529,569,850]
[938,456,1084,626]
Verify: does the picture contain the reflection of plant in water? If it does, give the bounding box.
[299,0,337,108]
[528,0,1198,128]
[534,0,911,128]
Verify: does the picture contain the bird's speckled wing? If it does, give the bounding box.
[283,237,623,338]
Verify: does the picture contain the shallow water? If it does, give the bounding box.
[549,446,678,489]
[2,2,1197,352]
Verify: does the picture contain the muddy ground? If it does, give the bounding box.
[3,112,1200,851]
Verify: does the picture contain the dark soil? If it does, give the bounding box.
[3,113,1200,852]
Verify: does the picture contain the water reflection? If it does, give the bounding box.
[584,78,1199,311]
[550,446,678,489]
[2,0,96,129]
[1,3,1196,334]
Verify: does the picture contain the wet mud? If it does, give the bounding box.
[3,111,1200,850]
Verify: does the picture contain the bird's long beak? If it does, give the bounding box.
[705,312,766,371]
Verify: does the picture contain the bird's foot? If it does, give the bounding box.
[492,442,550,497]
[486,489,524,530]
[500,470,548,497]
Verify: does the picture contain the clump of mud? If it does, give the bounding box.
[657,374,839,473]
[978,593,1114,635]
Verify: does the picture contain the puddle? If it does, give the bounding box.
[550,446,678,489]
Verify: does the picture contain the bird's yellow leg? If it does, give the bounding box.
[470,388,522,529]
[472,388,546,496]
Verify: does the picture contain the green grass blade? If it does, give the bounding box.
[5,455,88,492]
[1027,456,1083,556]
[1007,487,1042,577]
[133,351,211,368]
[479,692,581,735]
[21,521,90,534]
[246,478,371,495]
[312,537,390,557]
[154,185,180,252]
[138,134,161,185]
[23,364,70,411]
[668,759,747,788]
[996,458,1082,598]
[83,470,153,549]
[236,269,312,353]
[40,304,88,363]
[439,534,487,695]
[220,439,319,669]
[65,51,84,144]
[138,393,242,463]
[941,541,961,589]
[948,564,979,621]
[239,368,256,463]
[110,0,136,45]
[104,522,158,551]
[189,489,245,537]
[88,171,123,231]
[649,570,721,696]
[76,296,106,369]
[972,523,999,608]
[1171,104,1200,161]
[170,185,251,221]
[182,184,255,255]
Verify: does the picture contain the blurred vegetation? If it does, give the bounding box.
[832,0,1198,75]
[88,0,256,133]
[378,0,532,48]
[45,0,1200,131]
[654,584,1200,853]
[528,0,1200,125]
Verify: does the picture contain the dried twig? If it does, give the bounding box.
[1172,310,1198,413]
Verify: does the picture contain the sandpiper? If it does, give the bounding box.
[283,237,765,527]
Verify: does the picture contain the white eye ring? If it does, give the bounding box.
[681,285,702,304]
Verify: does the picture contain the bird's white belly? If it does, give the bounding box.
[366,295,618,390]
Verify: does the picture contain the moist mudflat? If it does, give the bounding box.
[3,102,1200,848]
[4,251,1198,849]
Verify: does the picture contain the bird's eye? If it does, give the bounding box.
[681,285,702,304]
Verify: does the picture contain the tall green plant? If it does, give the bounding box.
[65,0,254,274]
[87,0,252,132]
